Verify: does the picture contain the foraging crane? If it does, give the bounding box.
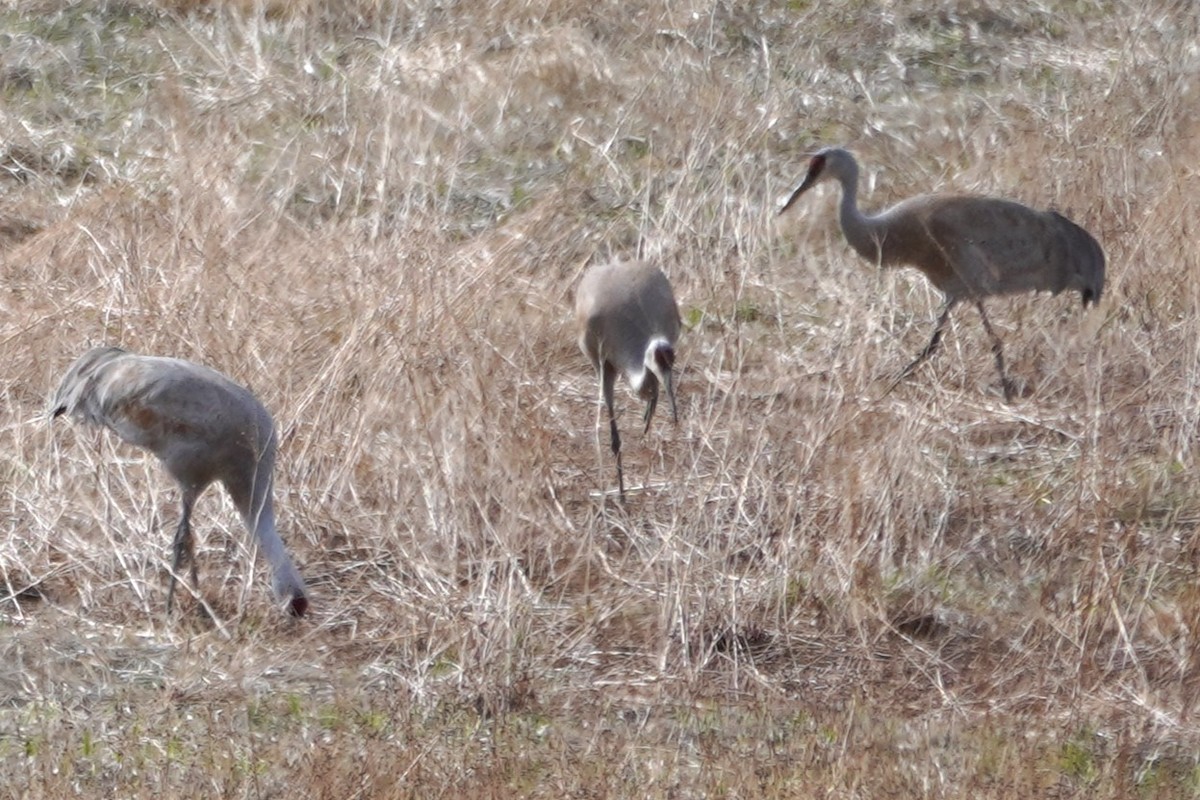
[779,147,1105,401]
[51,346,309,617]
[575,260,681,499]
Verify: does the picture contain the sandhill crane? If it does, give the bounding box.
[575,260,681,499]
[51,346,309,617]
[779,147,1105,401]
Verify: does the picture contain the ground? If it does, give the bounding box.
[1,0,1199,797]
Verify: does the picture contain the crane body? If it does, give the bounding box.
[781,147,1104,400]
[575,260,681,499]
[52,346,309,617]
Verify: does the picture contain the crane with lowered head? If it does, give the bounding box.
[575,260,681,500]
[51,346,309,617]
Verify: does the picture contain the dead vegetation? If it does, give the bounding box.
[1,0,1199,796]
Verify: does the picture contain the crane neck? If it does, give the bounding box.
[834,162,886,264]
[237,468,308,608]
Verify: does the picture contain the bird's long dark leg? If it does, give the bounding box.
[602,361,625,502]
[902,300,956,378]
[975,301,1016,403]
[166,492,197,614]
[884,300,956,396]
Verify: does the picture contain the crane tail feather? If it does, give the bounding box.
[1051,211,1105,307]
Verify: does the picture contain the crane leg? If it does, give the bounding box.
[602,362,625,502]
[975,302,1016,402]
[902,300,955,377]
[166,494,198,614]
[609,416,625,499]
[883,301,956,397]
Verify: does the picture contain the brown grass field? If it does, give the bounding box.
[1,0,1199,796]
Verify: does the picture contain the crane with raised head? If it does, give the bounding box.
[779,147,1105,401]
[575,260,681,500]
[52,346,309,617]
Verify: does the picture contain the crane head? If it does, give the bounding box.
[287,593,309,617]
[641,339,677,433]
[779,147,855,215]
[779,152,829,214]
[49,345,128,423]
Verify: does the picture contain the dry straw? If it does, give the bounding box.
[0,0,1198,796]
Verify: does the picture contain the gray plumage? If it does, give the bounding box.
[52,346,308,617]
[575,260,681,499]
[780,147,1105,401]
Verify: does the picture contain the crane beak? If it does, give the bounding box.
[641,369,677,434]
[642,383,659,435]
[778,170,819,215]
[663,368,677,425]
[778,153,826,215]
[643,343,678,433]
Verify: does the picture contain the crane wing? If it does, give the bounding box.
[925,198,1096,300]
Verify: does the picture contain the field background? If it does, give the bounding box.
[1,0,1199,796]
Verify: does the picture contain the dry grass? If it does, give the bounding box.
[1,0,1199,796]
